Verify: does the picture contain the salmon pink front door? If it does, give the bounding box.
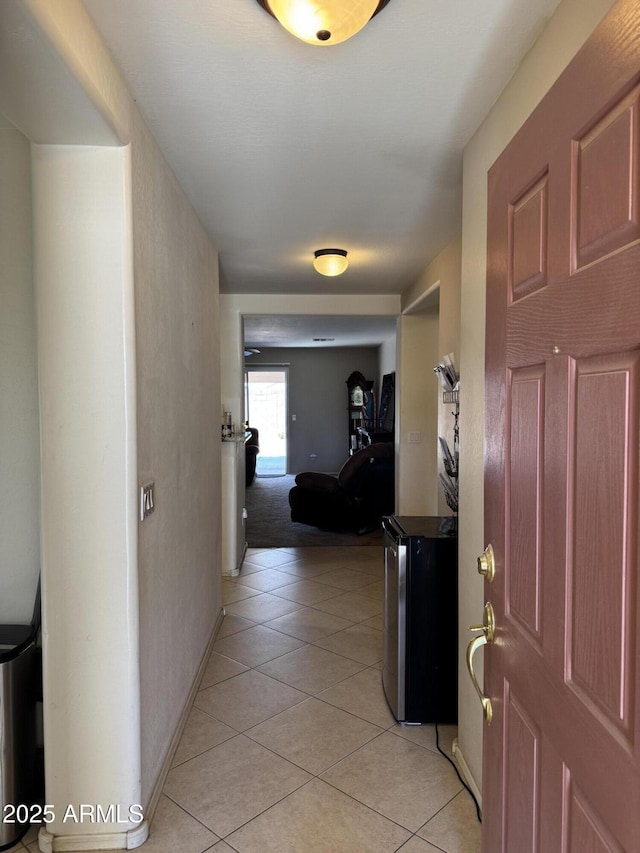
[482,1,640,848]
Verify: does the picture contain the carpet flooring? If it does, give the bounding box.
[245,474,385,548]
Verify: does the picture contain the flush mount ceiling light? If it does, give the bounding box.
[256,0,392,46]
[313,248,348,277]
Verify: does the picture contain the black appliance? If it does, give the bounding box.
[382,515,458,724]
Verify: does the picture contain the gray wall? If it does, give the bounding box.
[248,347,380,473]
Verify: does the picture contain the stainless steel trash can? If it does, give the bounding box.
[0,625,38,850]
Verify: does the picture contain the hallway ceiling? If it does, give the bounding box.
[243,314,398,349]
[82,0,561,298]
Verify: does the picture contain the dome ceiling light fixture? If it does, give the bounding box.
[313,248,349,277]
[255,0,392,47]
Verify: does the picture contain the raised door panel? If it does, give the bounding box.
[503,685,541,851]
[567,351,639,741]
[565,773,625,853]
[507,365,545,644]
[572,85,640,272]
[509,173,549,302]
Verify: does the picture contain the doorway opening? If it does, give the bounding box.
[245,367,288,477]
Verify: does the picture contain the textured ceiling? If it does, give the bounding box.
[82,0,562,298]
[243,314,398,348]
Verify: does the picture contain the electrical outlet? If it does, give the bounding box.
[140,482,155,521]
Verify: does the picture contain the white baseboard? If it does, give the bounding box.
[222,540,247,577]
[452,737,483,814]
[38,822,148,852]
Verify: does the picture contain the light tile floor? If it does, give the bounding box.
[15,546,481,853]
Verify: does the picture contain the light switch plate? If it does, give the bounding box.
[140,482,155,521]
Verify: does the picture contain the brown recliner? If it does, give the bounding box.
[288,443,394,534]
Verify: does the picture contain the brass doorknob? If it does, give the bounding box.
[466,602,495,723]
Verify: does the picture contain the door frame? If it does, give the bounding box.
[244,364,289,476]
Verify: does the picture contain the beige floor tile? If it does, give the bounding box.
[270,579,344,605]
[164,735,310,838]
[362,613,384,629]
[317,667,397,729]
[235,558,270,575]
[240,549,299,569]
[216,613,256,638]
[418,791,482,853]
[171,708,235,767]
[224,592,304,623]
[341,546,384,562]
[353,561,384,579]
[397,837,445,852]
[390,721,459,758]
[358,579,384,599]
[286,546,352,565]
[221,580,261,605]
[155,549,472,853]
[195,669,307,731]
[315,567,382,592]
[275,546,312,556]
[264,607,354,642]
[340,550,385,575]
[258,644,366,694]
[229,568,296,592]
[20,825,39,846]
[321,731,462,832]
[199,652,248,689]
[311,590,383,622]
[213,624,305,667]
[246,697,383,775]
[314,623,383,665]
[276,546,334,559]
[225,778,410,853]
[274,560,337,579]
[143,795,219,852]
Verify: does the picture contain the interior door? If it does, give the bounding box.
[482,1,640,848]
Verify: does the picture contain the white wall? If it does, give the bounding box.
[2,1,223,848]
[0,127,40,625]
[457,0,617,793]
[402,239,462,517]
[131,108,221,807]
[395,312,440,515]
[378,333,396,381]
[33,141,142,844]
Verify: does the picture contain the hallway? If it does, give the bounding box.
[148,546,479,852]
[15,546,479,853]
